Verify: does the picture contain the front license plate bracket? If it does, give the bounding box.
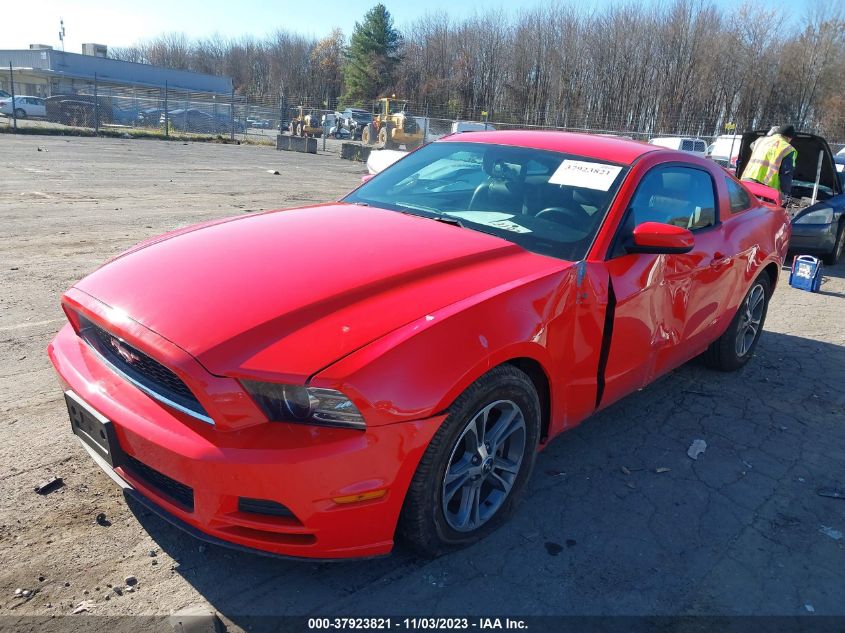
[65,390,124,468]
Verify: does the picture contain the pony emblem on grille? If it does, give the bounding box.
[109,337,140,365]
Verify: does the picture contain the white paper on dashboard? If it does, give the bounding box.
[548,160,622,191]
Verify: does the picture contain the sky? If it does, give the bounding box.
[0,0,812,54]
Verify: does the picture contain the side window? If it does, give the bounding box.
[524,160,552,176]
[628,166,717,230]
[725,177,752,213]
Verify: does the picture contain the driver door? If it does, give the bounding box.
[599,164,735,409]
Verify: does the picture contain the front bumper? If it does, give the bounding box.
[48,323,444,559]
[789,222,837,255]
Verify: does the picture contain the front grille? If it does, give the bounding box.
[123,454,194,511]
[402,117,418,133]
[78,316,209,421]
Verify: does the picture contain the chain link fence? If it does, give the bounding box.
[2,66,843,155]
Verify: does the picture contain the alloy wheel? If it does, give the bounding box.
[441,400,526,532]
[735,283,765,357]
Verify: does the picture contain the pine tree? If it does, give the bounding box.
[342,4,402,105]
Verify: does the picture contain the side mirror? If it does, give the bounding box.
[627,222,694,254]
[361,173,375,184]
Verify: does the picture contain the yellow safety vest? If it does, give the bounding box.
[741,134,797,191]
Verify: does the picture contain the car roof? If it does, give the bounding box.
[439,130,658,165]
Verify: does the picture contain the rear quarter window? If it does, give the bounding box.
[726,177,752,214]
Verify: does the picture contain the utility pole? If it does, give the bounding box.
[59,19,65,52]
[93,73,99,135]
[9,62,17,133]
[164,81,169,139]
[230,88,235,141]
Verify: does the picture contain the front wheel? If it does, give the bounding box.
[703,273,771,371]
[399,365,540,557]
[14,108,26,119]
[822,222,844,265]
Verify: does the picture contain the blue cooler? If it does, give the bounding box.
[789,255,823,292]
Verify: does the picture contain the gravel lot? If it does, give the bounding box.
[0,135,843,630]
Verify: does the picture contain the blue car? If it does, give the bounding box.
[737,132,845,265]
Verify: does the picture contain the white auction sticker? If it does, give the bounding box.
[549,160,623,191]
[444,211,532,233]
[487,219,532,233]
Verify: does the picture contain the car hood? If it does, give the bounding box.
[75,203,566,379]
[735,131,841,195]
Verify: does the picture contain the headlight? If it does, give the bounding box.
[241,380,365,430]
[794,207,834,225]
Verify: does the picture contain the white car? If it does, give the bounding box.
[0,95,46,118]
[451,120,496,133]
[648,136,707,156]
[706,134,743,167]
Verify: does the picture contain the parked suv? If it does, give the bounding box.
[339,108,373,140]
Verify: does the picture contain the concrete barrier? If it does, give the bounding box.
[290,136,317,154]
[276,134,317,154]
[341,142,372,163]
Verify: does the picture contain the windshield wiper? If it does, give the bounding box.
[387,203,467,228]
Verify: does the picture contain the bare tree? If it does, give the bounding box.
[108,0,845,138]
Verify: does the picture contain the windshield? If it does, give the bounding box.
[792,180,834,196]
[343,141,628,261]
[388,101,408,114]
[351,111,372,122]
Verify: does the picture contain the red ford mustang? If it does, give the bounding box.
[48,131,790,559]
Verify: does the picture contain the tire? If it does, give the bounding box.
[398,365,541,557]
[379,125,395,149]
[361,124,375,145]
[822,222,844,265]
[14,108,26,119]
[702,273,771,371]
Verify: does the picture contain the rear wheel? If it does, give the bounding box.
[822,222,844,265]
[361,124,375,145]
[703,273,771,371]
[399,365,540,557]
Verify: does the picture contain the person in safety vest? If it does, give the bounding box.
[741,124,797,195]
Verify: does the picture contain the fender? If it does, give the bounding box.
[311,268,573,428]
